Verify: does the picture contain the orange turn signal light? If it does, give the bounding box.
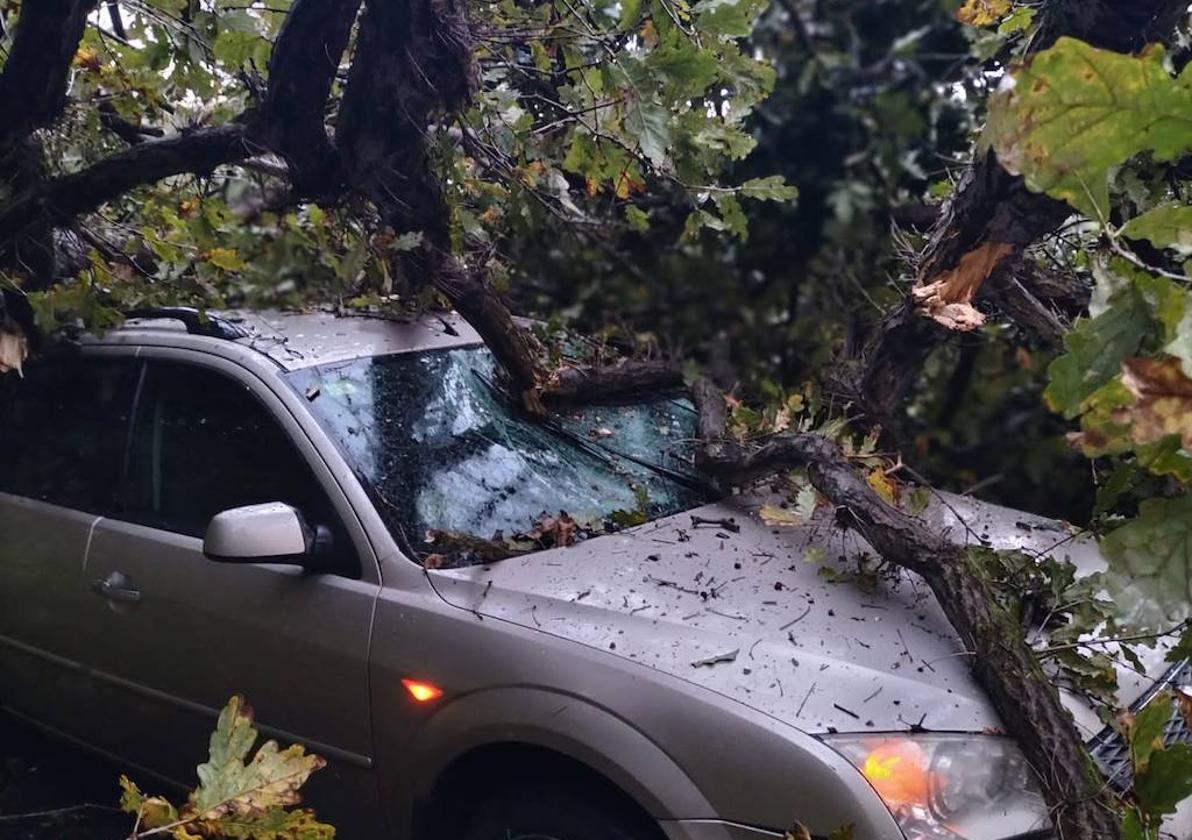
[860,739,933,809]
[402,678,444,703]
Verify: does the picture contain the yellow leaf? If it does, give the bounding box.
[759,503,806,527]
[207,247,246,272]
[955,0,1010,27]
[867,469,898,504]
[73,47,102,71]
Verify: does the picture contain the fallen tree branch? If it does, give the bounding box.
[0,125,258,247]
[336,0,548,407]
[692,377,1122,840]
[543,360,684,404]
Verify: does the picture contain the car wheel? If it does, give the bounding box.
[462,781,658,840]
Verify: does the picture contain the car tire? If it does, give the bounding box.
[461,781,658,840]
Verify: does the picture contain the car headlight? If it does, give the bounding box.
[823,734,1050,840]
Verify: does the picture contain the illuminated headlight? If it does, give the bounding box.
[823,734,1051,840]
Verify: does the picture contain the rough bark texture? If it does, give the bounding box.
[262,0,363,197]
[0,0,98,298]
[337,0,545,405]
[0,0,97,147]
[693,379,1122,840]
[544,360,684,404]
[846,0,1189,420]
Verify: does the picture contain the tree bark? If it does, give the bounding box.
[0,0,98,147]
[337,0,546,405]
[261,0,363,197]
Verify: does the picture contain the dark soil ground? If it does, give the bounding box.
[0,716,131,840]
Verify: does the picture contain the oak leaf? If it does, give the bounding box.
[988,38,1192,219]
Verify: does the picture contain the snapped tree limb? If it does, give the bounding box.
[846,0,1189,420]
[0,0,97,147]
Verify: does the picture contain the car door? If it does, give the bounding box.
[80,352,382,832]
[0,353,139,736]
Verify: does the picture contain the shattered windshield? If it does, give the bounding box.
[287,347,709,565]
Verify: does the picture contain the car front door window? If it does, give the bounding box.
[124,361,356,574]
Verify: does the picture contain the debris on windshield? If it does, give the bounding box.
[590,426,614,438]
[524,511,580,548]
[303,384,320,401]
[424,529,519,566]
[691,648,739,668]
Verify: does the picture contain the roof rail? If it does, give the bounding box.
[123,307,249,340]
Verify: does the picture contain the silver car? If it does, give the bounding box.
[0,309,1188,840]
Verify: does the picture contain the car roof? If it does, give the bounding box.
[109,309,484,371]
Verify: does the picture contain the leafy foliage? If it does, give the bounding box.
[120,696,332,840]
[1102,496,1192,627]
[986,26,1192,638]
[989,37,1192,220]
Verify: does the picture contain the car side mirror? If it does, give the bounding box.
[203,502,324,567]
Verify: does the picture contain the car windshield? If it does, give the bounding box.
[287,346,710,565]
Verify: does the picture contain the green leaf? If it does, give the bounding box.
[1122,203,1192,255]
[644,40,720,99]
[208,247,246,271]
[619,0,643,30]
[1135,743,1192,818]
[988,38,1192,219]
[738,176,798,202]
[1168,306,1192,379]
[996,6,1035,36]
[1130,693,1173,770]
[624,97,672,168]
[1045,288,1151,417]
[692,0,766,38]
[625,204,650,232]
[119,775,179,829]
[186,696,332,836]
[712,193,749,240]
[1102,496,1192,628]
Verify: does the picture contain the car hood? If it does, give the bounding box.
[428,492,1169,736]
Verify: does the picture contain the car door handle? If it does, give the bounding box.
[91,571,142,604]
